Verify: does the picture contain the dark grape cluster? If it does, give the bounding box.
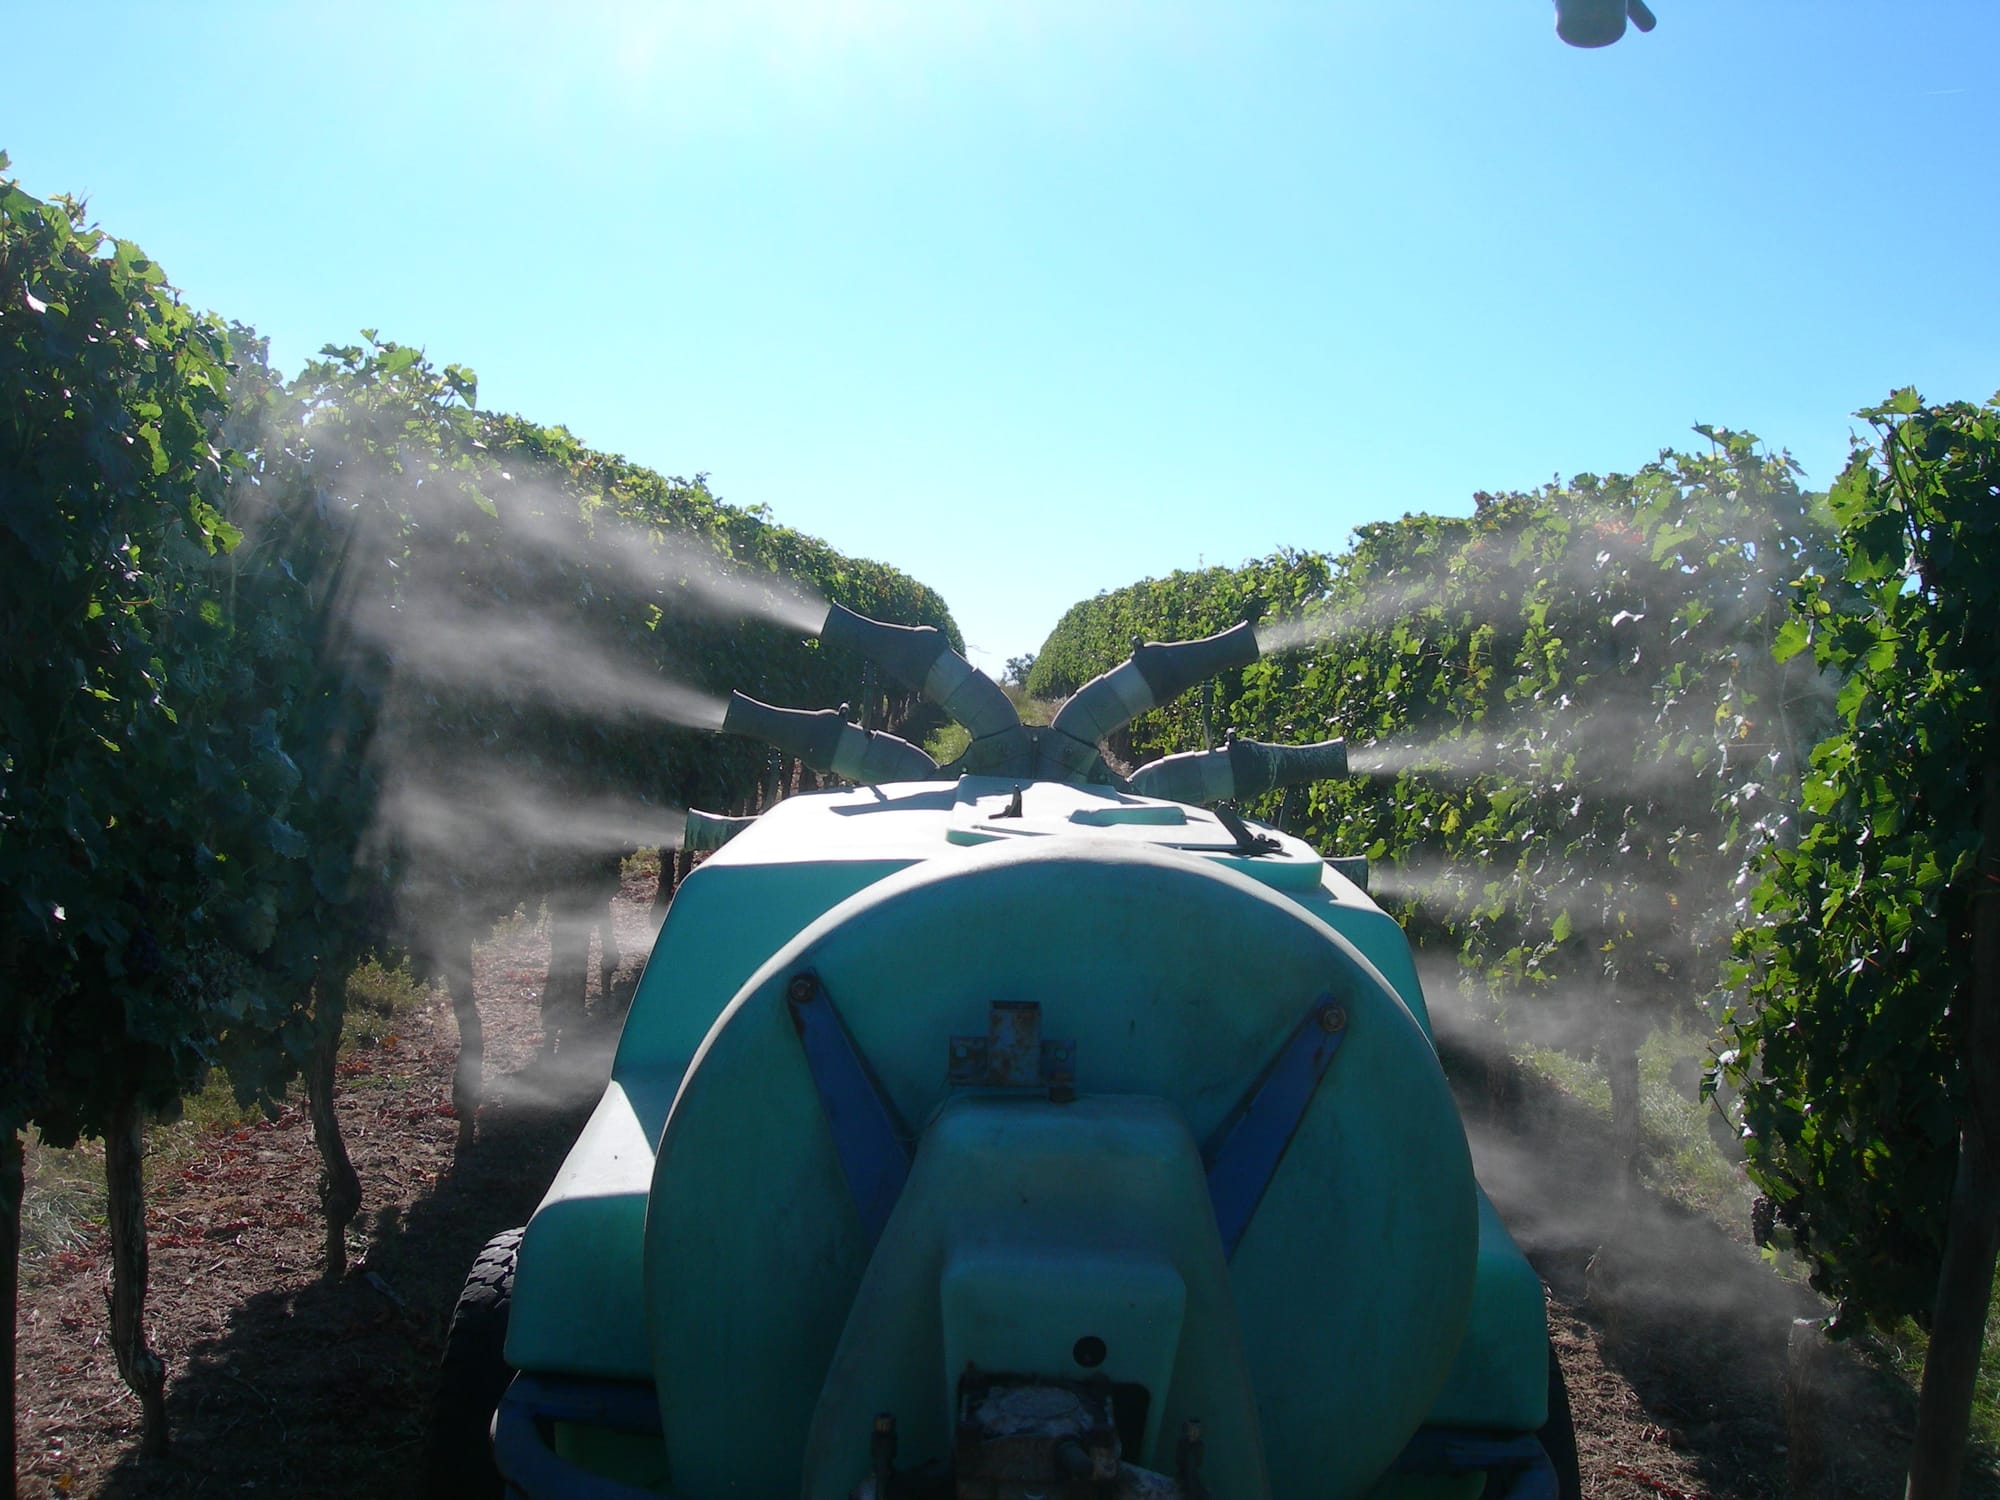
[124,925,164,979]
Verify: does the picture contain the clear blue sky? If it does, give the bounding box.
[9,1,1994,675]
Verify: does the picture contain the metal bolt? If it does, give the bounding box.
[788,973,818,1004]
[1318,1004,1347,1034]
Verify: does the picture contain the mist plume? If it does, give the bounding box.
[377,766,690,863]
[354,593,729,733]
[491,480,832,637]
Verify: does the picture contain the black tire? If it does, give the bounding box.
[425,1227,523,1500]
[1539,1345,1584,1500]
[1479,1346,1582,1500]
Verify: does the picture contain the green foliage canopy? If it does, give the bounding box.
[1722,390,2000,1329]
[0,161,301,1145]
[0,154,962,1147]
[1026,443,1832,1142]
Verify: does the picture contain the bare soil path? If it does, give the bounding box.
[12,872,1997,1498]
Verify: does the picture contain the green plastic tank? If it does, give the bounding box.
[431,619,1576,1500]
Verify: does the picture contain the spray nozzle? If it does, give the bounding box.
[683,807,758,852]
[1128,621,1261,704]
[1126,737,1349,806]
[819,604,949,689]
[721,692,939,785]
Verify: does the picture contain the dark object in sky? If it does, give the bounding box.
[1554,0,1658,48]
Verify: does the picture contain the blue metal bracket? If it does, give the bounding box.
[786,970,912,1246]
[1391,1428,1557,1500]
[1203,992,1349,1259]
[494,1373,670,1500]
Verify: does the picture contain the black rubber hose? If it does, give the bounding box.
[821,602,1026,757]
[1226,737,1349,797]
[721,693,938,784]
[1126,738,1348,805]
[723,693,848,765]
[1125,748,1235,805]
[1048,622,1262,769]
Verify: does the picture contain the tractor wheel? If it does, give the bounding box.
[1484,1346,1582,1500]
[1538,1346,1584,1500]
[425,1226,523,1499]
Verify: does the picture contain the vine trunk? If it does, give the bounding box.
[104,1090,167,1457]
[439,931,481,1143]
[540,912,589,1054]
[1904,763,2000,1500]
[308,962,361,1283]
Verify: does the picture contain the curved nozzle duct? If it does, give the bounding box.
[819,603,1031,776]
[682,807,757,852]
[1126,737,1349,806]
[721,692,939,785]
[1046,621,1263,778]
